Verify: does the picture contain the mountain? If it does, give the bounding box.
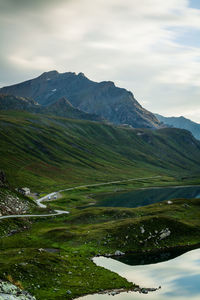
[0,94,38,111]
[0,94,102,121]
[0,71,160,129]
[0,110,200,191]
[155,114,200,140]
[43,97,102,121]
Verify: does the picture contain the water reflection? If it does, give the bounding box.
[116,247,193,265]
[78,249,200,300]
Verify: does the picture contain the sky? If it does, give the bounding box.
[1,0,200,122]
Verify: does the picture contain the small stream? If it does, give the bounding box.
[78,248,200,300]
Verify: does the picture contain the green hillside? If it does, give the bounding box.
[1,110,200,299]
[1,197,200,299]
[0,111,200,192]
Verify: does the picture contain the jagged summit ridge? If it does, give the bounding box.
[0,71,160,128]
[39,70,59,80]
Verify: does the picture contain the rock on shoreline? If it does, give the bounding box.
[0,281,36,300]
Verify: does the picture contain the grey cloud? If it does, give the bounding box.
[1,0,200,122]
[0,0,68,13]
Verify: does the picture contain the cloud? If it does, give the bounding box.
[1,0,200,122]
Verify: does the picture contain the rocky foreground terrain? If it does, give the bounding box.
[0,189,29,216]
[0,171,31,216]
[0,280,35,300]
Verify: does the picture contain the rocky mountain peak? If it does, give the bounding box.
[39,70,59,80]
[0,71,161,128]
[78,72,86,78]
[99,81,115,88]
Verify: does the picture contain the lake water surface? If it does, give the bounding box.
[94,185,200,208]
[78,248,200,300]
[78,185,200,299]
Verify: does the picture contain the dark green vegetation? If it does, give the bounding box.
[0,107,200,299]
[1,194,200,299]
[0,110,200,192]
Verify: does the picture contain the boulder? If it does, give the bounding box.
[0,170,7,186]
[114,250,125,256]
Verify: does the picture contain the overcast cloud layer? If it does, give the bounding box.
[1,0,200,122]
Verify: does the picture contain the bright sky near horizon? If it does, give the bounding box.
[1,0,200,122]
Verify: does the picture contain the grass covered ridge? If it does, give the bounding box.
[0,111,200,192]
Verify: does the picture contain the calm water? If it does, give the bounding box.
[94,185,200,208]
[78,248,200,300]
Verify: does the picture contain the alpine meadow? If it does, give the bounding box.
[1,1,200,300]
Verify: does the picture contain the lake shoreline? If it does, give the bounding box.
[75,285,160,300]
[76,242,200,299]
[92,183,200,209]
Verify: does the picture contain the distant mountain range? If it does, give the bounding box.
[0,71,160,129]
[155,114,200,140]
[1,71,200,190]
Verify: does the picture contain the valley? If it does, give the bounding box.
[1,172,200,299]
[0,111,200,191]
[0,73,200,299]
[2,0,200,298]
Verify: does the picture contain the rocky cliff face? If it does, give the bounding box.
[0,71,160,128]
[0,281,36,299]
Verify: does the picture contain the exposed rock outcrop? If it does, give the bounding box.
[0,281,36,299]
[0,94,101,122]
[0,172,31,216]
[0,71,161,128]
[0,170,8,187]
[0,190,29,216]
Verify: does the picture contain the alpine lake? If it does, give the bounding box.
[79,185,200,300]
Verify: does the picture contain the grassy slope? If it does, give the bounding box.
[0,111,200,192]
[1,111,200,298]
[1,197,200,299]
